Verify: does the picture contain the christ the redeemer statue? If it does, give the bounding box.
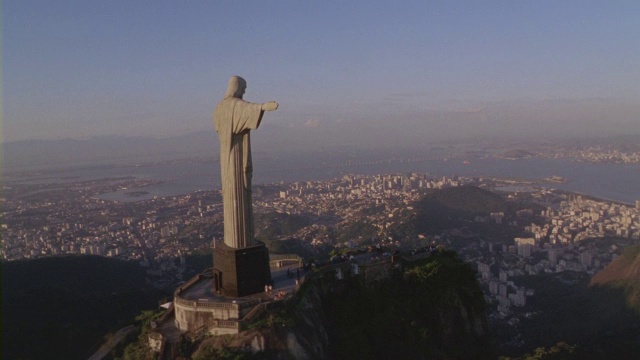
[214,76,278,249]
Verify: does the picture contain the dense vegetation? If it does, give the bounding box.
[386,185,524,247]
[1,256,166,359]
[181,250,491,359]
[254,212,310,240]
[254,211,331,259]
[415,185,507,232]
[113,309,167,360]
[324,251,492,359]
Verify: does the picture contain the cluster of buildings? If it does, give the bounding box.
[572,147,640,164]
[533,196,640,244]
[472,194,640,320]
[0,173,474,264]
[3,170,639,321]
[259,173,473,244]
[0,177,220,265]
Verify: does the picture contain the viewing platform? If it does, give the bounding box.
[173,261,303,335]
[171,250,415,336]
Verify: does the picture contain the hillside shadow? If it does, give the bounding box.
[504,272,640,358]
[1,256,167,359]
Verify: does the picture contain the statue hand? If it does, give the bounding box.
[262,101,279,111]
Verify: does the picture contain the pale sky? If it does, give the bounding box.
[3,1,639,142]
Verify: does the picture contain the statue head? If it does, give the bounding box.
[224,76,247,99]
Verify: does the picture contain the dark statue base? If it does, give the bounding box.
[212,241,271,298]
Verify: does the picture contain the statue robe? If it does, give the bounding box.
[214,97,264,249]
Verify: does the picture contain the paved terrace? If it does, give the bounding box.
[179,264,303,303]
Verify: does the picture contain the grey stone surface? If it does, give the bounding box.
[213,76,278,249]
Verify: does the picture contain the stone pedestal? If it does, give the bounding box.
[212,241,271,298]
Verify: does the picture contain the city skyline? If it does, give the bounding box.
[3,1,640,143]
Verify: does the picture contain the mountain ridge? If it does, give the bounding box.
[590,245,640,310]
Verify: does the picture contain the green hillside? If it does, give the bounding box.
[255,212,311,240]
[421,185,507,215]
[413,185,508,233]
[324,251,493,359]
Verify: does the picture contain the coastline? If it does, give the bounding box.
[5,156,640,205]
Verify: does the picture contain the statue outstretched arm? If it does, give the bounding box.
[261,101,279,111]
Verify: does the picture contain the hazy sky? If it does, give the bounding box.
[3,1,639,142]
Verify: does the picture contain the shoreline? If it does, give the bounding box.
[6,156,639,205]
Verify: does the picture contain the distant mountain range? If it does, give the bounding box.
[1,133,217,170]
[4,128,640,172]
[1,120,461,171]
